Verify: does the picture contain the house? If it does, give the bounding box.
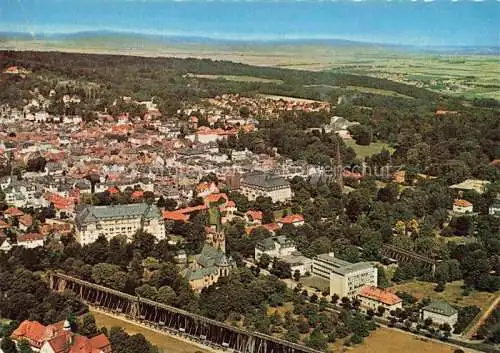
[453,199,473,214]
[75,203,165,245]
[0,238,13,252]
[240,172,292,203]
[246,210,263,225]
[19,214,33,232]
[422,301,458,327]
[358,286,402,315]
[489,200,500,217]
[277,214,304,227]
[17,233,45,248]
[4,207,24,219]
[313,252,377,297]
[255,236,297,261]
[12,319,111,353]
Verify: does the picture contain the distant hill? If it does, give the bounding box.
[0,30,498,56]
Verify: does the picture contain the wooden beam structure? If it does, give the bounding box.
[381,244,438,276]
[48,272,323,353]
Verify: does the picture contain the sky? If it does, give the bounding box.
[0,0,499,46]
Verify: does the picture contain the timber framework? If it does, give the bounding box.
[48,272,323,353]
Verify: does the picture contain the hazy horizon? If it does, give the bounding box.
[1,0,499,47]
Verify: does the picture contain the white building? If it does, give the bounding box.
[358,286,402,315]
[489,201,500,217]
[453,199,473,214]
[255,236,297,261]
[422,301,458,327]
[17,233,45,249]
[75,203,165,245]
[240,172,292,203]
[313,252,377,298]
[281,253,313,276]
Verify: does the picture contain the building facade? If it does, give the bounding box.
[422,301,458,327]
[75,203,165,245]
[357,286,402,315]
[255,236,297,261]
[453,199,473,214]
[185,226,236,292]
[313,252,377,297]
[240,172,292,203]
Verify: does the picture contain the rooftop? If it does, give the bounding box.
[241,171,289,190]
[359,286,402,306]
[423,301,458,317]
[75,203,162,226]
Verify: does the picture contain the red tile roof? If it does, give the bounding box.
[131,190,144,199]
[12,320,59,345]
[5,207,24,217]
[246,210,263,221]
[17,233,45,243]
[454,199,473,208]
[359,286,402,306]
[204,193,228,204]
[278,214,304,224]
[19,214,33,227]
[163,211,189,222]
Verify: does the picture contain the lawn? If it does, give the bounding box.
[187,74,283,84]
[346,85,415,99]
[344,139,395,159]
[342,327,468,353]
[388,280,498,311]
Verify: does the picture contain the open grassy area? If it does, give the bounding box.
[187,73,283,84]
[342,327,469,353]
[344,139,395,159]
[388,280,498,311]
[92,310,210,353]
[345,85,415,99]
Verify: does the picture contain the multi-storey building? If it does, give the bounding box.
[358,285,402,315]
[313,252,377,297]
[422,301,458,327]
[240,172,292,203]
[75,203,165,245]
[255,236,297,261]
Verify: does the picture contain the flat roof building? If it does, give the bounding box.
[313,252,377,298]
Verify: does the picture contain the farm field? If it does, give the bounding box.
[344,140,395,159]
[388,280,498,311]
[186,73,283,84]
[3,37,498,99]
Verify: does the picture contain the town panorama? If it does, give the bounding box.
[0,2,499,353]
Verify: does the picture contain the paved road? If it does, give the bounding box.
[465,294,500,339]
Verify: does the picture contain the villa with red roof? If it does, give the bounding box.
[12,319,111,353]
[453,199,473,214]
[246,210,263,225]
[277,214,304,227]
[17,233,45,248]
[358,286,402,315]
